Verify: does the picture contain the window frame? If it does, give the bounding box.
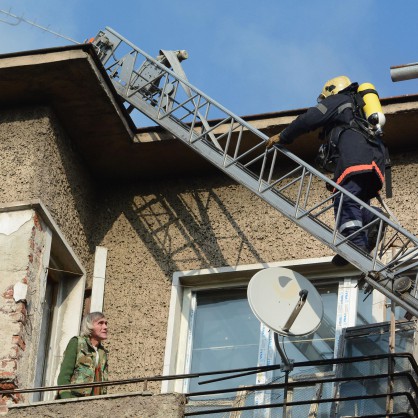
[162,257,387,394]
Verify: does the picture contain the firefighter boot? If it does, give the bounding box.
[332,226,369,267]
[332,245,369,267]
[366,207,388,252]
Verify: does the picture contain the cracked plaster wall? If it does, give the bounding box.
[0,209,49,404]
[0,106,96,280]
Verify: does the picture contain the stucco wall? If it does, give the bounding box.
[90,173,327,391]
[0,106,96,279]
[93,148,418,390]
[1,103,418,404]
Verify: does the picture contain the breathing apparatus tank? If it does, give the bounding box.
[357,83,385,136]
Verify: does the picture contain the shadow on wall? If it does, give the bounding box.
[95,175,265,276]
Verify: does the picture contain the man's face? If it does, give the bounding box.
[91,317,108,341]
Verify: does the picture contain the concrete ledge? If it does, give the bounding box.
[5,391,186,418]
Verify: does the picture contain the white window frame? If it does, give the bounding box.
[162,256,388,394]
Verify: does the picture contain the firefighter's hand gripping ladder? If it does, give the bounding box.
[92,27,418,317]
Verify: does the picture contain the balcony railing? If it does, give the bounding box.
[2,352,417,417]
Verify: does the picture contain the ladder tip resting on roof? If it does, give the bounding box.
[91,27,418,318]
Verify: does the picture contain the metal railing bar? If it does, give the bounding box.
[295,193,336,221]
[161,87,203,120]
[273,173,305,197]
[303,172,314,209]
[266,148,277,185]
[224,141,266,169]
[184,392,418,416]
[190,116,232,144]
[189,95,203,141]
[189,371,418,398]
[294,166,307,217]
[156,73,171,119]
[232,125,244,161]
[259,165,303,194]
[243,149,269,169]
[222,119,235,166]
[2,353,417,396]
[158,92,200,120]
[258,149,269,190]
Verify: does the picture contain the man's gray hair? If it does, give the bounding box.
[80,312,105,337]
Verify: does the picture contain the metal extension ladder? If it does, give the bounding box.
[92,27,418,317]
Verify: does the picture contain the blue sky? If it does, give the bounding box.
[1,1,418,121]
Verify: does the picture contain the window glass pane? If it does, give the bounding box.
[356,290,406,326]
[356,291,373,325]
[337,322,415,416]
[188,288,260,394]
[279,284,338,374]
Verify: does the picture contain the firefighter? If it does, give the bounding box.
[266,76,387,266]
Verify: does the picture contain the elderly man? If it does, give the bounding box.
[57,311,108,398]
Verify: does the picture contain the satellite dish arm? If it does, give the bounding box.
[274,333,293,371]
[282,290,308,332]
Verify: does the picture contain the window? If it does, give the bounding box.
[35,253,85,402]
[282,283,339,372]
[163,258,392,398]
[187,288,260,394]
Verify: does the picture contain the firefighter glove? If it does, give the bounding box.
[266,133,281,148]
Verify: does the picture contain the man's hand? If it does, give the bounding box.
[266,133,281,148]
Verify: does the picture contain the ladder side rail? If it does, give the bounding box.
[115,72,418,273]
[94,30,417,263]
[121,85,387,271]
[377,243,417,275]
[113,81,418,315]
[114,67,418,276]
[95,28,418,312]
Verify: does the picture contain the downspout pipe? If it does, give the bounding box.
[390,62,418,82]
[90,246,108,313]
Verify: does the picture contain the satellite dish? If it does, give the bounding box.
[247,267,323,336]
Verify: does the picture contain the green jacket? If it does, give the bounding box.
[57,336,108,399]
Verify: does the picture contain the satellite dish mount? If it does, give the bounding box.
[247,267,324,372]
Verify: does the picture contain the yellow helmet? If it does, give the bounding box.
[318,75,351,102]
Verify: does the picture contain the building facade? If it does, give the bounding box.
[0,45,418,416]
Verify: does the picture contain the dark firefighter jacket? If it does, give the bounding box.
[280,90,386,189]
